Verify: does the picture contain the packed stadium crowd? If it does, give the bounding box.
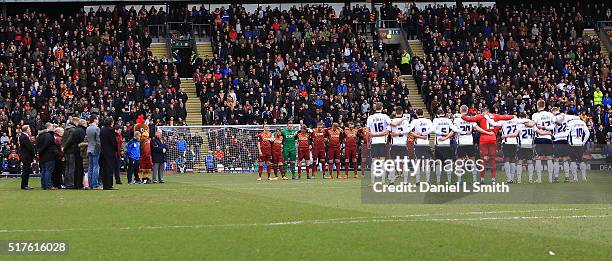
[192,3,407,126]
[2,3,612,190]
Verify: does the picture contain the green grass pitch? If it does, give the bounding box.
[1,172,612,260]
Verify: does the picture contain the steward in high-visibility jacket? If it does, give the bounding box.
[401,50,411,65]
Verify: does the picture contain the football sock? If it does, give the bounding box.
[570,162,578,181]
[321,162,326,177]
[297,163,302,178]
[546,160,554,182]
[580,162,587,181]
[490,159,497,179]
[345,162,349,176]
[388,169,396,184]
[435,165,441,184]
[258,165,263,178]
[509,163,517,181]
[535,160,543,178]
[353,161,358,176]
[516,163,522,183]
[504,162,512,181]
[553,161,560,179]
[563,161,570,178]
[527,163,534,182]
[335,162,341,178]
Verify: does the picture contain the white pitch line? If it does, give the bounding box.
[320,207,612,222]
[0,212,609,234]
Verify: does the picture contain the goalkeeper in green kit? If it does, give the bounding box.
[281,121,298,179]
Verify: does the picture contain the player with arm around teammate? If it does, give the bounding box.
[389,106,412,184]
[462,107,514,184]
[500,113,551,183]
[532,100,557,183]
[486,115,522,183]
[454,105,491,183]
[408,109,435,184]
[551,108,580,183]
[367,102,408,185]
[566,111,590,182]
[432,109,466,184]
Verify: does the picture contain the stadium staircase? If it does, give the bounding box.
[584,29,610,57]
[182,79,201,126]
[196,41,214,60]
[181,78,210,171]
[149,42,170,59]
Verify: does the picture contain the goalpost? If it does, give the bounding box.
[157,125,299,173]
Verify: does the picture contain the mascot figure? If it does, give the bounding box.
[135,115,153,184]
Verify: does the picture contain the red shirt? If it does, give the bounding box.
[461,113,514,144]
[296,131,310,149]
[272,133,283,151]
[326,128,342,149]
[258,131,273,152]
[344,128,360,150]
[311,128,326,150]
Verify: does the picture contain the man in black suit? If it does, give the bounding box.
[18,125,35,190]
[99,118,118,190]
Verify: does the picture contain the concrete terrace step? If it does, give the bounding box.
[584,29,609,56]
[181,78,202,126]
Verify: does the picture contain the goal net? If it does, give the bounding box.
[157,125,298,173]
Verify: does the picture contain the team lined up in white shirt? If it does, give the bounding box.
[366,101,590,184]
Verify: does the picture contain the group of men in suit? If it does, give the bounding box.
[18,116,119,190]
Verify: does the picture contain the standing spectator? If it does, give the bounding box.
[74,119,88,189]
[86,115,101,189]
[151,129,167,183]
[36,123,57,190]
[52,127,65,189]
[99,118,118,190]
[114,126,124,184]
[18,125,35,190]
[126,131,142,184]
[62,117,78,189]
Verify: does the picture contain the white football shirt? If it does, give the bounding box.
[453,114,476,145]
[390,117,412,146]
[410,117,434,146]
[532,111,556,140]
[367,112,391,144]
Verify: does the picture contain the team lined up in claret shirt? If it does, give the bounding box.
[256,122,369,180]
